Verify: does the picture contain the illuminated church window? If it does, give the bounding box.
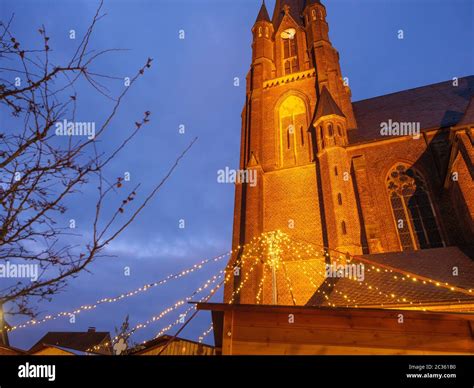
[312,9,316,21]
[278,95,309,166]
[387,164,444,250]
[258,27,262,37]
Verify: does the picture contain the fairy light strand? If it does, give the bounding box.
[8,250,231,332]
[198,324,213,343]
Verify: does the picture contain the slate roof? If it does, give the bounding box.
[255,2,270,23]
[29,331,111,354]
[272,0,306,28]
[349,75,474,144]
[315,86,345,120]
[457,96,474,127]
[307,246,474,308]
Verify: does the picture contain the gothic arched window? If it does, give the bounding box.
[328,123,334,137]
[311,9,316,21]
[387,164,443,250]
[337,193,342,205]
[279,95,308,166]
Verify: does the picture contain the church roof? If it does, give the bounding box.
[255,2,270,23]
[272,0,306,28]
[457,95,474,127]
[350,75,474,144]
[307,246,474,308]
[314,86,345,120]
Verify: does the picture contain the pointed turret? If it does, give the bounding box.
[251,1,275,83]
[302,0,357,128]
[314,87,348,150]
[315,86,345,120]
[255,1,270,23]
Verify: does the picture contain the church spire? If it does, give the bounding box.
[272,0,306,28]
[255,1,270,24]
[315,86,345,121]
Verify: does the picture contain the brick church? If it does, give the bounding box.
[220,0,474,310]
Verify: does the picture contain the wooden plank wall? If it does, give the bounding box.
[222,308,474,355]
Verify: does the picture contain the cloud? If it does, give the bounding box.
[103,233,228,261]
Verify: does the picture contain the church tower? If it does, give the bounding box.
[225,0,361,305]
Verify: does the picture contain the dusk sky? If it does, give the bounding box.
[1,0,472,351]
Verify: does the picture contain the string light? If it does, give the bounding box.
[198,324,213,343]
[289,237,422,306]
[281,261,297,305]
[153,280,224,340]
[125,271,224,335]
[255,264,268,304]
[293,235,474,297]
[231,231,471,310]
[9,228,473,349]
[8,251,230,332]
[87,277,225,352]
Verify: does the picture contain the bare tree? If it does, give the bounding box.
[0,1,195,318]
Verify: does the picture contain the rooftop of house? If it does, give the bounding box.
[28,329,111,355]
[129,334,215,355]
